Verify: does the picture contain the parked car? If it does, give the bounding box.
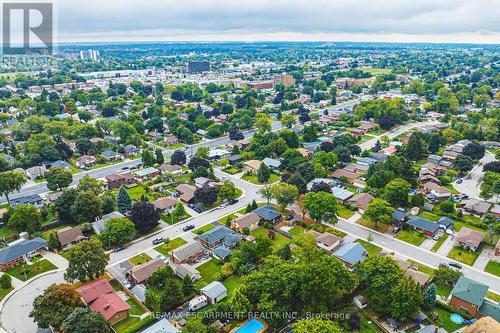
[152,237,164,245]
[432,234,440,241]
[449,262,463,269]
[156,254,169,264]
[121,166,129,170]
[456,179,463,184]
[183,224,195,232]
[285,215,294,221]
[121,279,132,289]
[114,245,125,252]
[228,199,238,205]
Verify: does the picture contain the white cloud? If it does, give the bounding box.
[49,0,500,43]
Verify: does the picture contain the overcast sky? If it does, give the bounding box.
[22,0,500,44]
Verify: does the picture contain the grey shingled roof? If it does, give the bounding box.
[201,281,227,300]
[0,237,47,264]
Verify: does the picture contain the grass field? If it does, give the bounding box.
[223,275,242,296]
[197,259,222,287]
[6,258,57,281]
[288,226,306,236]
[337,205,355,219]
[355,239,381,256]
[396,230,426,246]
[0,226,17,239]
[160,211,191,225]
[154,237,187,256]
[251,227,292,253]
[417,211,440,222]
[0,286,13,301]
[241,173,280,185]
[193,224,215,235]
[357,218,390,233]
[407,259,435,276]
[435,283,452,297]
[447,247,480,266]
[431,304,466,332]
[359,68,393,75]
[484,260,500,277]
[128,253,152,266]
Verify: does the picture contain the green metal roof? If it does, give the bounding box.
[450,276,488,306]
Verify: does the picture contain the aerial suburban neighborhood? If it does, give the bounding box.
[0,2,499,333]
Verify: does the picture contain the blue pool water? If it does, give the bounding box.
[450,314,464,324]
[235,319,265,333]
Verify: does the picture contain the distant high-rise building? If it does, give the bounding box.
[80,49,101,61]
[273,74,295,88]
[185,61,210,73]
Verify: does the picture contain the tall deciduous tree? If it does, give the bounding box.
[129,201,160,233]
[270,182,299,211]
[46,167,73,191]
[30,283,83,330]
[363,198,395,228]
[8,204,41,233]
[71,191,102,224]
[293,319,342,333]
[99,217,136,248]
[0,171,26,205]
[303,191,337,224]
[64,239,109,282]
[384,178,411,207]
[61,308,110,333]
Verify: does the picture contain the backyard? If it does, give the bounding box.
[197,259,222,287]
[154,237,187,256]
[251,227,292,253]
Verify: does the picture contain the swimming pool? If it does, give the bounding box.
[235,318,266,333]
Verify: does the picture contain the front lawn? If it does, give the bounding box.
[337,205,355,219]
[128,253,152,266]
[154,237,187,256]
[0,286,13,301]
[396,230,426,246]
[447,247,480,266]
[356,218,390,233]
[251,227,292,253]
[355,239,381,256]
[484,260,500,277]
[160,211,191,225]
[241,173,280,185]
[197,259,222,287]
[193,224,215,235]
[6,258,57,281]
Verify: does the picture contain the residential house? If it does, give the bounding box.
[130,258,166,285]
[159,163,182,175]
[253,205,281,224]
[450,276,489,317]
[437,217,454,231]
[455,227,485,251]
[231,212,260,233]
[134,167,159,180]
[262,157,281,170]
[102,150,122,161]
[309,230,342,254]
[296,148,313,159]
[152,197,178,214]
[76,155,97,169]
[356,157,377,166]
[350,128,365,136]
[124,144,140,157]
[392,210,408,225]
[208,149,231,160]
[463,317,500,333]
[0,237,48,271]
[57,226,86,250]
[198,226,243,250]
[169,241,205,264]
[358,121,377,132]
[333,242,368,269]
[331,168,359,184]
[139,318,178,333]
[243,160,261,174]
[76,279,130,325]
[226,154,242,165]
[175,184,196,203]
[194,177,214,188]
[491,204,500,219]
[458,199,492,217]
[348,193,375,213]
[200,281,227,305]
[11,194,44,208]
[406,216,440,237]
[164,135,179,146]
[306,178,335,191]
[105,173,135,190]
[212,246,232,260]
[331,186,354,204]
[50,160,71,170]
[174,263,201,280]
[92,211,126,234]
[422,182,451,201]
[25,165,46,179]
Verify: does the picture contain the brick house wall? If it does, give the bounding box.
[450,296,479,317]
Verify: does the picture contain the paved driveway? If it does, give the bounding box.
[474,248,493,270]
[436,234,455,256]
[421,238,437,250]
[453,151,498,202]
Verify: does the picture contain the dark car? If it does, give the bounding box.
[114,245,125,252]
[449,262,463,269]
[285,215,294,221]
[183,224,195,232]
[152,237,164,245]
[228,199,238,205]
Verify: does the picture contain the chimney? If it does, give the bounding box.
[104,304,110,310]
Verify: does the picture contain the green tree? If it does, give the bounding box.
[142,149,156,167]
[71,191,102,224]
[427,134,441,154]
[0,274,12,289]
[411,193,425,207]
[293,319,342,333]
[182,275,195,296]
[303,191,337,224]
[280,114,296,128]
[218,181,237,202]
[61,307,110,333]
[270,182,299,211]
[453,154,474,173]
[172,202,187,220]
[46,167,73,191]
[228,285,252,320]
[30,283,83,330]
[0,171,27,205]
[363,198,395,228]
[155,148,165,164]
[389,276,424,321]
[159,278,184,312]
[424,283,437,309]
[64,239,109,282]
[259,186,273,204]
[99,217,136,248]
[384,178,411,207]
[405,133,425,161]
[8,204,41,233]
[116,186,132,213]
[101,192,116,214]
[195,146,209,159]
[182,318,212,333]
[257,163,271,183]
[47,232,60,250]
[440,200,455,214]
[77,175,103,196]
